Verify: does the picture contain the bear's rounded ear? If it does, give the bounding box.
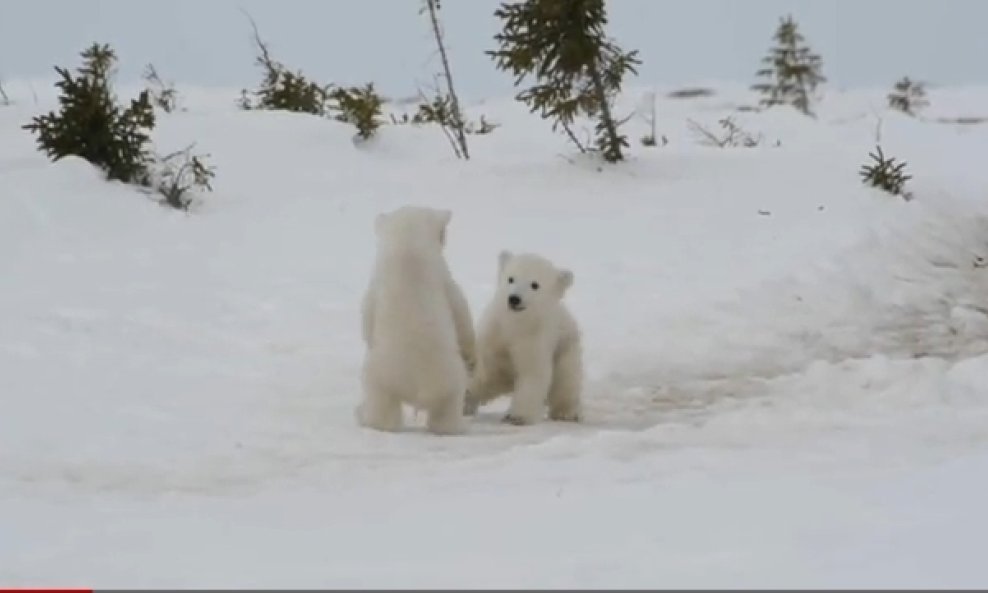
[437,209,452,245]
[437,208,453,228]
[498,250,513,272]
[558,269,574,292]
[374,212,388,235]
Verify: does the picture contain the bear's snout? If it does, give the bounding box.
[507,294,524,311]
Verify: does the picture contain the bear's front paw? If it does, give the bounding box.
[502,413,536,426]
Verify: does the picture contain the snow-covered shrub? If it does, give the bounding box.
[24,43,216,212]
[23,43,155,184]
[413,93,456,126]
[143,63,179,113]
[144,145,216,211]
[237,89,252,111]
[329,83,383,139]
[388,93,497,157]
[242,13,331,115]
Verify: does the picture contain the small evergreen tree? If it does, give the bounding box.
[752,15,826,116]
[887,76,929,116]
[330,83,383,139]
[488,0,641,162]
[23,43,155,184]
[860,145,912,199]
[254,67,331,115]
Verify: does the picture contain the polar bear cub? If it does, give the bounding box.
[465,251,583,425]
[358,205,476,435]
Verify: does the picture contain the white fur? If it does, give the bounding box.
[358,205,476,435]
[465,251,583,425]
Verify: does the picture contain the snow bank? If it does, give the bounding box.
[2,81,987,587]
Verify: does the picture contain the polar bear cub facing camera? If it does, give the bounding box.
[465,251,583,425]
[358,205,476,435]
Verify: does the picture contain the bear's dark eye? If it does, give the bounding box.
[531,281,540,290]
[507,277,514,284]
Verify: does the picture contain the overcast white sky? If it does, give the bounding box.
[2,0,986,99]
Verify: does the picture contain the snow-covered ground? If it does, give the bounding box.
[2,81,988,587]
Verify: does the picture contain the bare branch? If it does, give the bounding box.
[615,111,634,127]
[641,90,656,140]
[638,91,659,146]
[417,81,462,159]
[423,0,469,160]
[687,117,761,148]
[686,118,726,147]
[143,63,178,113]
[149,143,216,210]
[560,121,587,154]
[239,7,277,74]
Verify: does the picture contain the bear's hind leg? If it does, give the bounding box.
[358,372,403,433]
[427,388,467,436]
[547,343,583,422]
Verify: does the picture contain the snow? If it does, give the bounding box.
[2,81,988,587]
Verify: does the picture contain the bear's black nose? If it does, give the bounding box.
[508,295,521,308]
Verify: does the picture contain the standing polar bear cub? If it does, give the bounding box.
[465,251,583,425]
[358,205,475,435]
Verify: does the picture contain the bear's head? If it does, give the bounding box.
[374,205,452,251]
[496,251,574,314]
